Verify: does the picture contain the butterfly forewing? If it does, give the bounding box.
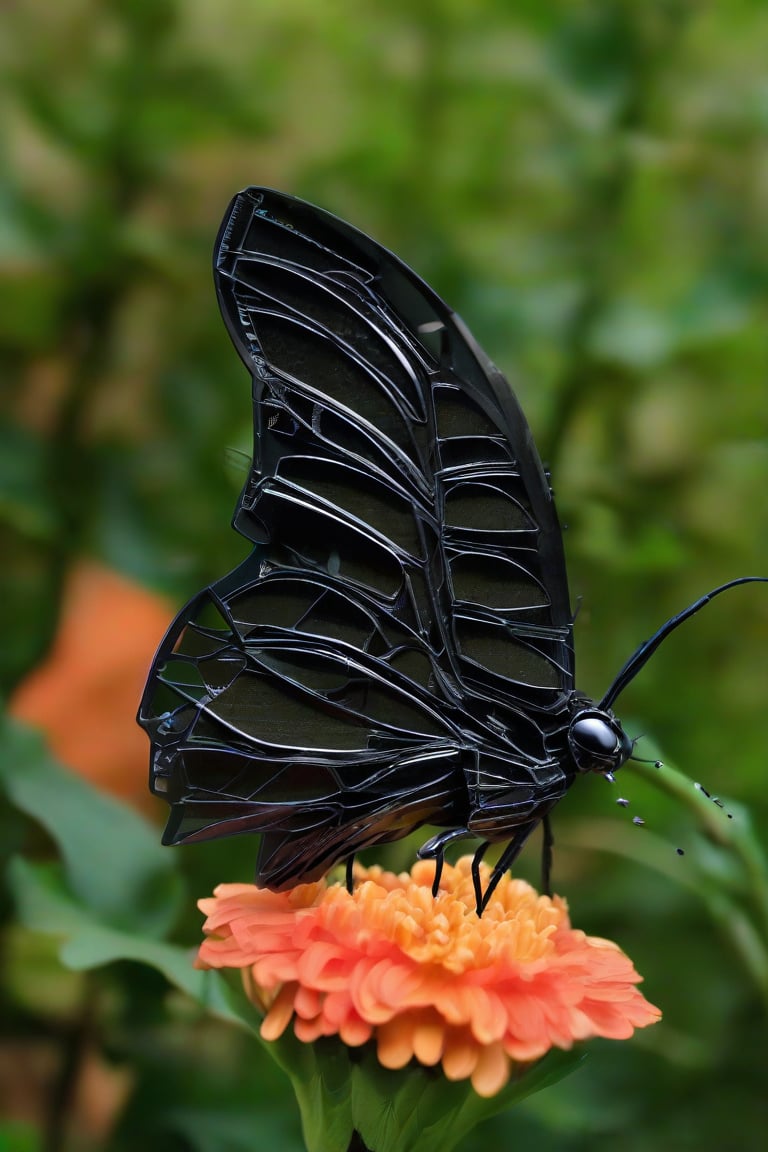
[139,187,577,888]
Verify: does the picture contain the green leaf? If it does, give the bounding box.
[7,854,257,1033]
[255,1028,584,1152]
[265,1034,354,1152]
[162,1108,304,1152]
[0,426,54,539]
[0,1119,41,1152]
[352,1046,584,1152]
[0,717,182,936]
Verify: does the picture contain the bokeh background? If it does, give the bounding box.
[2,1,767,1149]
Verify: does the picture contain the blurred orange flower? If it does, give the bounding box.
[9,561,172,813]
[196,857,661,1097]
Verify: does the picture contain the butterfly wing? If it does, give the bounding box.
[139,188,576,888]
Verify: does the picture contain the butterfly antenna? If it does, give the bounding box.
[694,781,734,820]
[600,577,768,711]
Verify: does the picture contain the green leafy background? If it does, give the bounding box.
[1,1,767,1149]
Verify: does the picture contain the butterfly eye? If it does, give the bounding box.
[569,711,632,774]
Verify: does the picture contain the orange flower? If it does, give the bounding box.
[196,857,661,1097]
[9,561,172,813]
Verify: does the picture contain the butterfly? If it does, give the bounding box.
[138,187,766,913]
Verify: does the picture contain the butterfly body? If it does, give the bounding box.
[139,188,635,896]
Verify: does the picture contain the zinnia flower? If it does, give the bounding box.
[196,856,660,1097]
[9,561,172,812]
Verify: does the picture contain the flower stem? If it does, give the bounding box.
[630,758,768,941]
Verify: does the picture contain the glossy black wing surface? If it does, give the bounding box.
[139,188,576,890]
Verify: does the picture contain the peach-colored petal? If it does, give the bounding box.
[352,960,423,1023]
[441,1030,480,1081]
[411,1013,445,1066]
[261,984,297,1041]
[465,988,507,1044]
[297,942,351,989]
[294,1016,327,1042]
[294,985,322,1020]
[196,857,661,1097]
[470,1042,510,1098]
[338,1015,373,1048]
[376,1018,416,1070]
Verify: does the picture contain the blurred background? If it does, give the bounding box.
[1,0,767,1149]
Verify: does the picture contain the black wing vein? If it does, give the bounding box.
[139,187,577,888]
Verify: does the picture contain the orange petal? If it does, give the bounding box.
[441,1030,480,1081]
[376,1018,416,1070]
[294,985,322,1020]
[260,984,297,1041]
[294,1016,328,1042]
[353,959,422,1022]
[298,942,351,989]
[9,562,172,812]
[411,1014,445,1066]
[470,1042,510,1098]
[338,1015,373,1047]
[196,861,662,1098]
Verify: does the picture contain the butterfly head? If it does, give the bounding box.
[568,708,633,775]
[570,579,768,775]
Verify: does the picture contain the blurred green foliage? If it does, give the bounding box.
[1,1,767,1150]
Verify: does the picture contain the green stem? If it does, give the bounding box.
[562,805,768,1015]
[44,976,98,1152]
[630,759,768,942]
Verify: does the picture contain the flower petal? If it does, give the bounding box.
[441,1030,480,1081]
[377,1018,416,1070]
[471,1042,510,1098]
[411,1012,445,1066]
[197,856,661,1098]
[261,984,297,1041]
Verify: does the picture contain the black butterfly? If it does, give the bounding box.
[138,188,765,913]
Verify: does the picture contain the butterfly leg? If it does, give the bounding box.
[471,841,491,914]
[431,849,444,897]
[345,855,355,895]
[478,822,539,915]
[418,826,474,896]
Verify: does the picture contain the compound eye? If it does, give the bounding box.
[573,716,618,755]
[569,711,630,773]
